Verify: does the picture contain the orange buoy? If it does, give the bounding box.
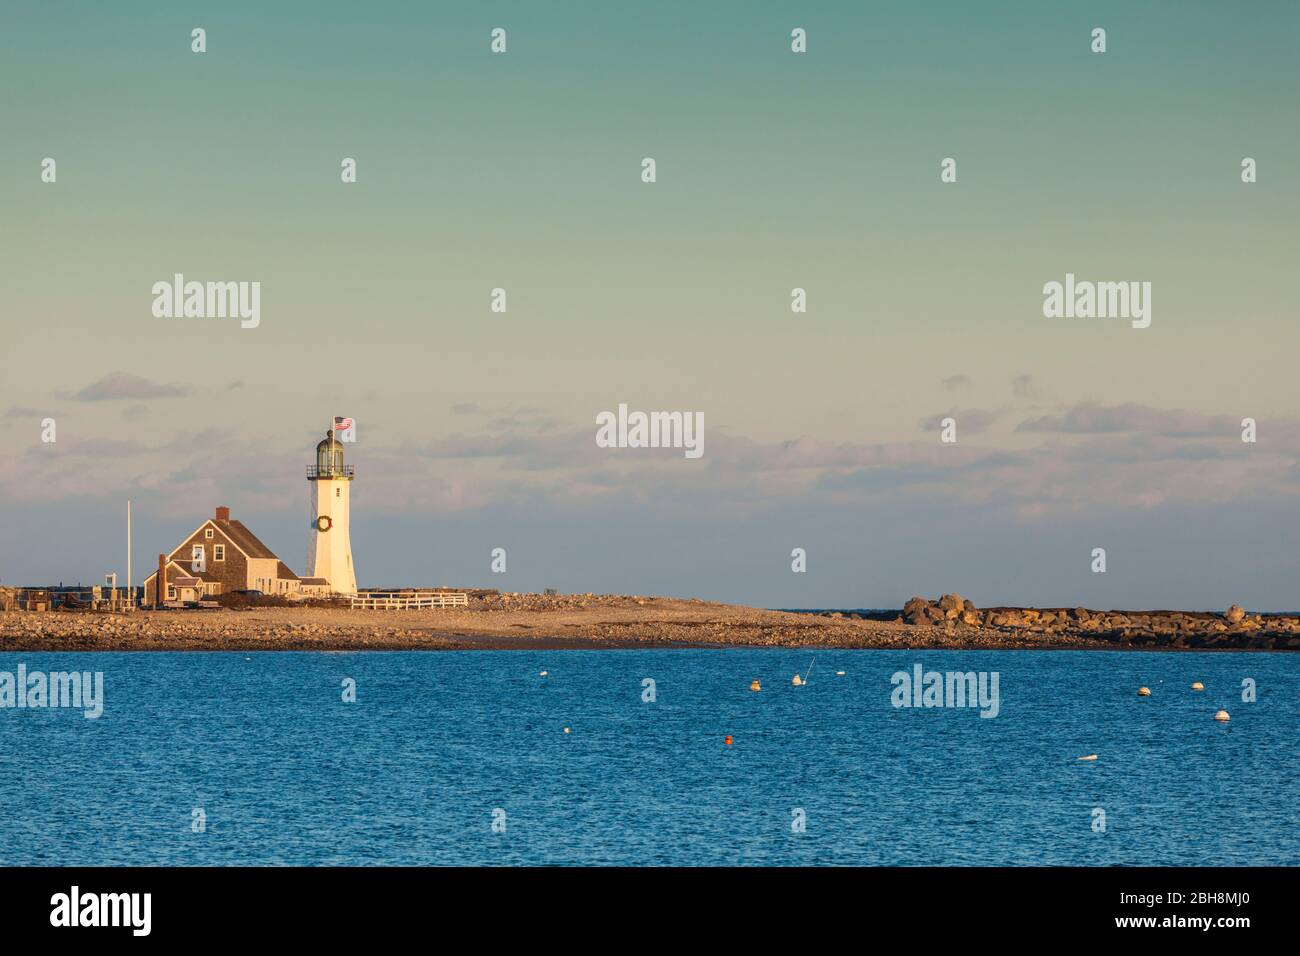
[1191,682,1204,691]
[724,735,733,746]
[1214,710,1230,722]
[791,674,803,686]
[1137,687,1151,697]
[749,680,761,692]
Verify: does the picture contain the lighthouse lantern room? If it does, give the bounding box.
[306,429,357,594]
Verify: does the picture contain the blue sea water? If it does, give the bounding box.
[0,650,1295,866]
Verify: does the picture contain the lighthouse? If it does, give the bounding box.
[306,430,357,594]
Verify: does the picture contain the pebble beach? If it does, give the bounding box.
[1,593,1296,652]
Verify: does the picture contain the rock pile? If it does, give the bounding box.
[477,592,667,612]
[897,594,1300,649]
[903,594,981,626]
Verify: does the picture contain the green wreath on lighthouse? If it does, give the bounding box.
[315,515,333,532]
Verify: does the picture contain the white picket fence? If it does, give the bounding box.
[350,590,469,610]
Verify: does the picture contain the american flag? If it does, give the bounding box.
[334,417,353,432]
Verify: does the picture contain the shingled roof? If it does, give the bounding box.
[143,559,222,586]
[216,518,279,559]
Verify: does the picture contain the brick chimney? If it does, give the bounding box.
[156,553,166,608]
[215,506,230,521]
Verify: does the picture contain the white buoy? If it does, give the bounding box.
[1214,710,1230,722]
[836,670,845,676]
[539,671,548,677]
[1191,682,1204,691]
[563,726,571,734]
[1077,754,1098,761]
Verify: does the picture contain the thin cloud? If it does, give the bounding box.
[70,372,189,402]
[920,409,998,435]
[1017,402,1238,438]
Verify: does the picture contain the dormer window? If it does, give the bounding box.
[205,528,214,539]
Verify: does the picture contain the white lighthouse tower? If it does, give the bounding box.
[306,430,357,594]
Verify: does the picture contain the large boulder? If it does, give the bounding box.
[937,593,965,613]
[902,596,931,624]
[1225,604,1246,624]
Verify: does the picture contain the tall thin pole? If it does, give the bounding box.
[127,499,133,609]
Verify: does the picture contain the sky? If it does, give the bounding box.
[1,1,1297,609]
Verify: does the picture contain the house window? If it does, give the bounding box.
[336,487,341,498]
[214,545,225,561]
[205,528,214,539]
[167,585,176,599]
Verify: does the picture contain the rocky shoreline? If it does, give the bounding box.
[0,592,1295,652]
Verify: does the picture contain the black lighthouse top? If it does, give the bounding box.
[308,430,354,480]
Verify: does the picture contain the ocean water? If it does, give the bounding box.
[0,649,1295,866]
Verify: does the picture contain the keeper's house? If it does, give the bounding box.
[143,506,300,603]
